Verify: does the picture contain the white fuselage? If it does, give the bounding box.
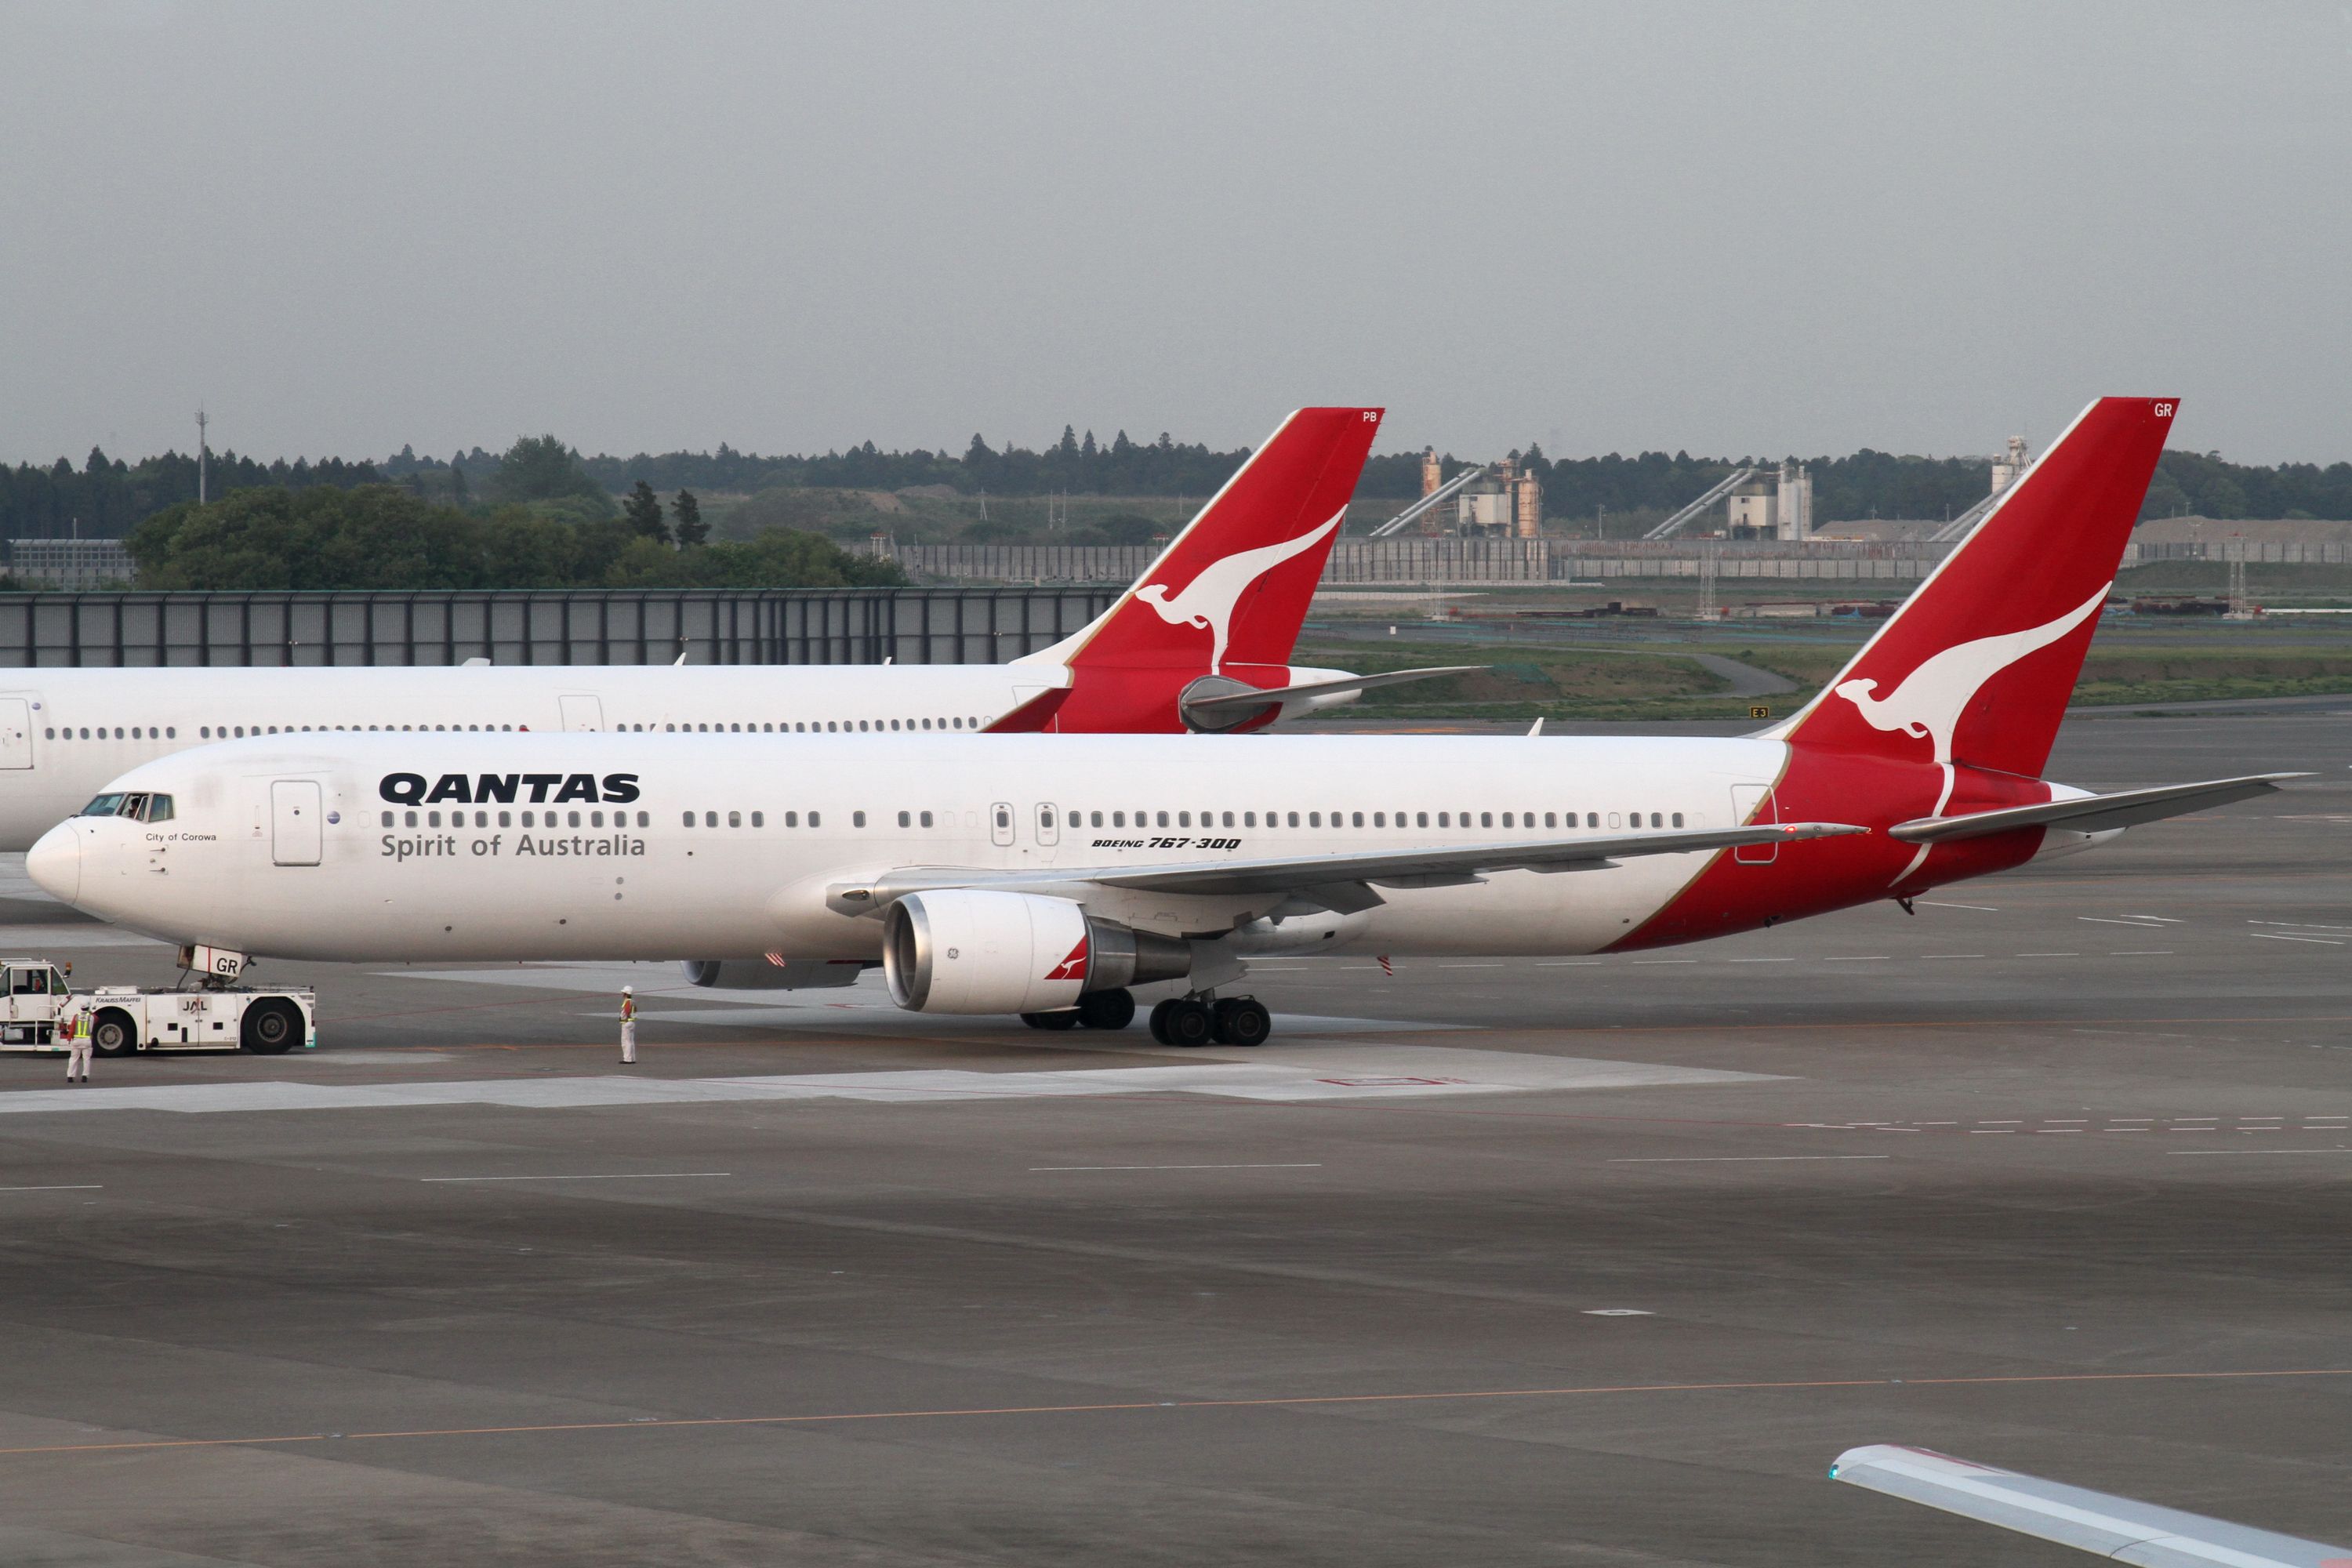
[37,731,1793,964]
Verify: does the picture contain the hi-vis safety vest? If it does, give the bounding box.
[60,1011,81,1043]
[619,996,635,1023]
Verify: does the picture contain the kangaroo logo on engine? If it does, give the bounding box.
[379,771,641,806]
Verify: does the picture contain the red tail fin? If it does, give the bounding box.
[1776,396,2176,779]
[1031,407,1381,677]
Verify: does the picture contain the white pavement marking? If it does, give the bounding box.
[0,1184,103,1192]
[2078,916,2167,926]
[1922,953,1984,960]
[1029,1163,1323,1172]
[2110,950,2175,956]
[1919,902,1999,911]
[2170,1148,2352,1157]
[1607,1154,1890,1164]
[0,1047,1783,1117]
[2250,920,2352,931]
[2250,932,2345,946]
[421,1171,731,1183]
[1727,957,1796,964]
[1581,1308,1653,1316]
[390,966,1460,1036]
[1822,956,1890,963]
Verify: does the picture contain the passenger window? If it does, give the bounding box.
[1651,812,1664,828]
[1308,812,1321,827]
[1287,812,1300,827]
[1437,813,1449,827]
[1090,811,1103,826]
[683,812,695,827]
[728,811,740,828]
[564,811,579,828]
[499,811,512,827]
[1671,812,1685,828]
[637,812,648,826]
[1352,812,1364,827]
[786,811,799,827]
[1112,811,1125,827]
[427,811,441,827]
[381,811,394,827]
[853,811,866,827]
[1243,812,1256,827]
[898,811,911,828]
[1608,812,1622,829]
[808,811,821,827]
[1178,811,1191,827]
[918,811,931,828]
[405,811,418,827]
[704,811,717,827]
[591,811,604,827]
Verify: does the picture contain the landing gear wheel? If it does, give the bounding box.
[1147,999,1175,1044]
[90,1008,138,1058]
[1212,997,1271,1047]
[1161,999,1215,1048]
[1076,989,1134,1031]
[1021,1011,1081,1031]
[240,997,300,1054]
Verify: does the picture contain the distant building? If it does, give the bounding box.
[1725,462,1813,541]
[8,538,135,590]
[1417,451,1544,537]
[1990,435,2031,494]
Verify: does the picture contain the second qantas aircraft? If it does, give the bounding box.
[0,408,1465,852]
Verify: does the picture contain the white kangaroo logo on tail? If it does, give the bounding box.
[1834,584,2108,764]
[1134,506,1345,673]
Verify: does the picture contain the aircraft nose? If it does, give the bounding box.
[25,823,81,905]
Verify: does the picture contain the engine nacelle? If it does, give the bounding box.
[681,958,867,990]
[883,890,1192,1014]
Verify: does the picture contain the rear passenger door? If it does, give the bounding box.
[558,694,604,732]
[270,780,323,866]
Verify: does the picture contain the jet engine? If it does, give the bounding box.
[882,889,1192,1014]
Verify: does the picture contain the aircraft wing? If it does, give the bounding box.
[1178,666,1485,726]
[829,821,1866,916]
[1888,773,2307,844]
[1830,1444,2351,1568]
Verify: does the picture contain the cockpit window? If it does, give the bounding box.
[77,793,125,818]
[145,794,173,823]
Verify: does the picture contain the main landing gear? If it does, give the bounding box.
[1148,994,1271,1049]
[1021,988,1272,1047]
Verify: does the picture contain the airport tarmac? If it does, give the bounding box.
[0,710,2344,1566]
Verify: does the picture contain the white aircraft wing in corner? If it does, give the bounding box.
[1831,1444,2352,1568]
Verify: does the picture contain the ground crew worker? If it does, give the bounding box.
[619,985,637,1065]
[61,1001,92,1084]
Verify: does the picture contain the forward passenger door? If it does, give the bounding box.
[270,780,322,867]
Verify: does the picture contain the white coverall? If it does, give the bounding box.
[619,993,637,1065]
[63,1007,92,1083]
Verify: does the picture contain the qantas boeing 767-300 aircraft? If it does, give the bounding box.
[31,398,2300,1045]
[0,408,1461,864]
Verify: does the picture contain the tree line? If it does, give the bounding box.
[122,436,899,592]
[11,427,2351,544]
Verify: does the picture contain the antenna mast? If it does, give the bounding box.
[196,408,210,504]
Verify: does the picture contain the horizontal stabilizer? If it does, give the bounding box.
[829,821,1867,917]
[1889,773,2306,844]
[1179,666,1484,726]
[1831,1444,2350,1567]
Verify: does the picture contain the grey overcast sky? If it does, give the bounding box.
[3,1,2347,467]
